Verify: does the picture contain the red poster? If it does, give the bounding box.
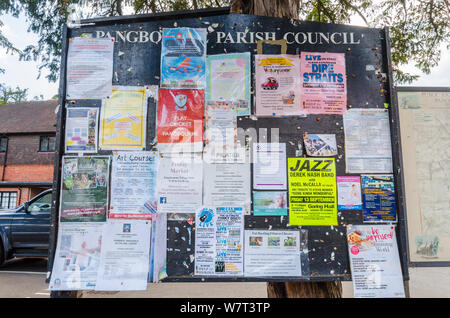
[157,89,204,153]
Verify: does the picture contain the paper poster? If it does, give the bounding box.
[343,108,393,173]
[361,175,397,223]
[95,219,151,291]
[152,213,168,282]
[66,37,114,100]
[65,107,99,154]
[99,86,148,150]
[347,225,405,298]
[160,28,206,89]
[49,223,104,290]
[203,162,251,215]
[157,89,204,153]
[303,133,337,156]
[253,143,287,190]
[255,54,303,117]
[244,230,301,277]
[300,52,347,115]
[156,154,203,213]
[253,191,288,216]
[60,156,110,222]
[337,176,362,210]
[288,158,337,226]
[109,152,158,219]
[195,206,244,276]
[206,53,251,116]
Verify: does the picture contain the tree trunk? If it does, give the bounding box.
[231,0,343,298]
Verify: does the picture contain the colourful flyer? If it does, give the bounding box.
[206,53,251,116]
[361,175,397,223]
[288,158,337,226]
[337,176,362,210]
[301,52,347,115]
[253,191,288,216]
[255,54,304,117]
[157,89,204,153]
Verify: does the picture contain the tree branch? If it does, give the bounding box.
[338,0,369,26]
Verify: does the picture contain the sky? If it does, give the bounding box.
[0,11,449,101]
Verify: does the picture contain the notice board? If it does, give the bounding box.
[48,7,409,284]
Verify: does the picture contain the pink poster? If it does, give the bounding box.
[301,52,347,115]
[255,54,304,117]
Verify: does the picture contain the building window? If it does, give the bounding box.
[39,136,56,152]
[0,192,17,209]
[0,137,7,152]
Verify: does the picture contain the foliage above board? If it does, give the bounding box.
[1,0,449,84]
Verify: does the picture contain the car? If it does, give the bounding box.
[0,189,52,266]
[261,77,279,90]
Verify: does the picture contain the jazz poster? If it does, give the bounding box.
[300,52,347,115]
[206,52,251,116]
[288,158,337,226]
[157,89,204,153]
[60,156,110,222]
[347,225,405,298]
[49,222,105,290]
[195,206,244,276]
[361,175,397,223]
[255,54,303,117]
[160,28,206,89]
[65,107,99,154]
[99,86,148,150]
[66,37,114,100]
[109,152,158,219]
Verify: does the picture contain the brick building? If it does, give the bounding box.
[0,100,57,209]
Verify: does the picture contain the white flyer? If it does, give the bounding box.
[203,162,251,215]
[343,108,393,173]
[49,223,104,290]
[195,206,244,276]
[65,107,99,153]
[109,151,158,219]
[244,230,301,277]
[347,225,405,298]
[156,154,203,213]
[95,219,151,291]
[66,37,114,99]
[253,143,287,190]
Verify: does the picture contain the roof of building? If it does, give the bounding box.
[0,100,58,134]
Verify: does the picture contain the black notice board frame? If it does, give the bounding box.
[47,7,410,284]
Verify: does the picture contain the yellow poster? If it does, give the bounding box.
[288,158,337,226]
[99,86,147,150]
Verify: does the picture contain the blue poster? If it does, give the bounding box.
[361,175,397,223]
[253,191,288,216]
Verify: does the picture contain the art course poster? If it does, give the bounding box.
[300,52,347,115]
[157,89,204,153]
[255,54,303,117]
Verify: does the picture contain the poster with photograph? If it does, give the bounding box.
[303,133,337,156]
[95,219,151,291]
[203,162,251,215]
[337,176,362,210]
[300,52,347,115]
[157,89,204,153]
[206,53,251,116]
[157,154,203,213]
[347,225,405,298]
[253,143,287,190]
[253,191,288,216]
[195,206,244,276]
[65,107,99,153]
[255,54,303,117]
[343,109,393,173]
[66,37,114,100]
[99,86,148,150]
[160,28,206,89]
[244,230,301,277]
[60,156,110,222]
[109,152,158,219]
[49,223,104,290]
[288,158,337,226]
[361,175,397,223]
